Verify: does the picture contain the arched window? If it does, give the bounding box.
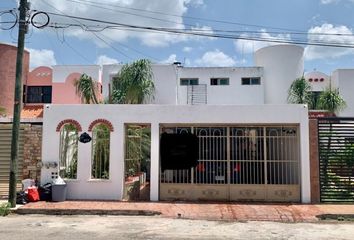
[91,123,110,179]
[59,124,79,179]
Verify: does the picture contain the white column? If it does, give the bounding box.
[300,107,311,203]
[150,123,160,201]
[112,123,125,200]
[77,136,91,181]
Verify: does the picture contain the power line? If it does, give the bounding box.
[35,0,136,61]
[62,0,194,29]
[62,0,304,32]
[39,11,354,49]
[91,31,133,61]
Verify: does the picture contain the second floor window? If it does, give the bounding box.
[211,78,229,86]
[25,86,52,103]
[180,78,199,86]
[241,77,261,85]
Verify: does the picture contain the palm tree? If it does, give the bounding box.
[111,59,154,104]
[317,87,346,115]
[287,76,313,107]
[317,85,346,187]
[74,73,100,104]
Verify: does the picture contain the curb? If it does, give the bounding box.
[13,208,161,216]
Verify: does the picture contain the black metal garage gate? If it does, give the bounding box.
[318,117,354,202]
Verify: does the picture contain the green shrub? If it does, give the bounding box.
[0,202,11,216]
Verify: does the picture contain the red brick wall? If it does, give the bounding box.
[309,119,320,203]
[0,43,30,116]
[22,124,42,182]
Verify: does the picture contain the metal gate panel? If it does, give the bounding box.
[0,125,24,199]
[160,125,300,202]
[318,117,354,203]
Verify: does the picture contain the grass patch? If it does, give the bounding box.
[0,202,11,216]
[317,214,354,222]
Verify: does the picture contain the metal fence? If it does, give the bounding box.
[318,117,354,202]
[160,125,299,186]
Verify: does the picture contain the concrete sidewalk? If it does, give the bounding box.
[15,201,354,222]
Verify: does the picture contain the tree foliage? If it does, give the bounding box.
[317,87,346,114]
[111,59,154,104]
[287,76,313,106]
[74,73,100,104]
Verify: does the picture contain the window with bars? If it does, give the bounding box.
[91,123,110,179]
[25,86,52,103]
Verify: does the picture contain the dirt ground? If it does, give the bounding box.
[0,214,354,240]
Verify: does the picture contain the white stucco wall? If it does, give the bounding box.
[304,71,331,92]
[177,67,264,105]
[333,69,354,116]
[254,45,304,104]
[101,64,176,104]
[52,65,101,83]
[41,104,310,203]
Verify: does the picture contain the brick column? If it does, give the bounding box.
[22,124,43,183]
[309,119,320,203]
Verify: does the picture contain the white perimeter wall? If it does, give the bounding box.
[41,104,310,203]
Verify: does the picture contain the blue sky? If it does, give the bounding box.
[1,0,354,74]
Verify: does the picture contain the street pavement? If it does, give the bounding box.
[0,214,354,240]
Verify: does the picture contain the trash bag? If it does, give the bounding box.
[27,187,40,202]
[16,191,28,205]
[38,183,52,201]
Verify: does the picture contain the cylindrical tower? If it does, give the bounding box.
[0,43,29,116]
[254,45,304,104]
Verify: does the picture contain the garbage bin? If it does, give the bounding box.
[52,184,67,202]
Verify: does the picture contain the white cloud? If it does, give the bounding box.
[96,55,119,65]
[30,0,211,48]
[183,46,193,52]
[28,48,57,69]
[234,29,291,54]
[195,49,236,67]
[320,0,340,4]
[160,54,178,64]
[320,0,354,4]
[304,23,354,60]
[185,0,204,7]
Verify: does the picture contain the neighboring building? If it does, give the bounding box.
[330,69,354,117]
[0,43,29,117]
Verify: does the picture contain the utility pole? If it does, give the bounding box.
[8,0,28,208]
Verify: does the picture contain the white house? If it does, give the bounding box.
[101,45,304,106]
[41,104,310,203]
[39,44,354,203]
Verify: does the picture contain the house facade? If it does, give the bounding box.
[1,42,353,202]
[41,104,310,203]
